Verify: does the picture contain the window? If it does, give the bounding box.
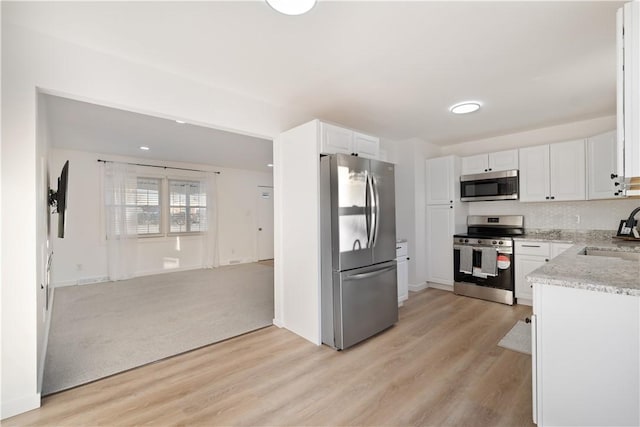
[134,178,161,235]
[169,180,207,233]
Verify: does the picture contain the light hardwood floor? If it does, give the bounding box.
[6,289,533,426]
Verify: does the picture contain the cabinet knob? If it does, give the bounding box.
[450,206,453,209]
[545,196,550,200]
[611,173,618,179]
[407,257,410,260]
[449,200,453,203]
[550,196,555,200]
[484,169,488,172]
[525,317,531,324]
[488,168,492,171]
[614,182,620,186]
[545,258,549,262]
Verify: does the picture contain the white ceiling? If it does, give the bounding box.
[9,1,625,145]
[42,94,273,172]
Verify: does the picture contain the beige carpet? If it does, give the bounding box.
[498,320,531,355]
[43,263,274,395]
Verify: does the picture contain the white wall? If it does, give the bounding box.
[1,21,292,419]
[273,120,321,344]
[49,148,272,287]
[442,115,616,156]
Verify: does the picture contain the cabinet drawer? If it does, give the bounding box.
[515,241,550,257]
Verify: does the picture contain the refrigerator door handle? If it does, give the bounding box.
[345,265,396,281]
[364,170,371,248]
[370,174,380,247]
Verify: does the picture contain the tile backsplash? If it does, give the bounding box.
[467,198,640,231]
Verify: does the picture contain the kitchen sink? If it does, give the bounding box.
[581,248,640,262]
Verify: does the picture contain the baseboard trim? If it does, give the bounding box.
[516,298,533,306]
[408,282,428,292]
[272,318,284,328]
[427,282,454,292]
[1,393,41,420]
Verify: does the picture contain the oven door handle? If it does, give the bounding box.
[453,245,512,254]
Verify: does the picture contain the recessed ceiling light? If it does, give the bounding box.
[139,146,150,151]
[266,0,316,15]
[175,120,186,124]
[267,163,274,167]
[449,102,481,115]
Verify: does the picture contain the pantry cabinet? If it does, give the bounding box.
[519,140,586,202]
[319,122,380,159]
[461,149,519,175]
[396,241,409,305]
[425,156,467,287]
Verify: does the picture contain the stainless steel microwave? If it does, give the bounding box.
[460,170,519,202]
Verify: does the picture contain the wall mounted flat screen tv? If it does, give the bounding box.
[49,160,69,238]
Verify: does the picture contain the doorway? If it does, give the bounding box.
[257,186,274,261]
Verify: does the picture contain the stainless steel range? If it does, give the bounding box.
[453,215,524,305]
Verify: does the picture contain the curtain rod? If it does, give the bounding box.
[97,159,221,174]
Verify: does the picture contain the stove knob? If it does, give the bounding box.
[498,241,504,245]
[492,240,497,244]
[464,239,469,243]
[459,239,464,243]
[477,240,482,244]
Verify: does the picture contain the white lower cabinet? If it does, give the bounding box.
[532,283,640,426]
[514,241,571,305]
[396,241,408,305]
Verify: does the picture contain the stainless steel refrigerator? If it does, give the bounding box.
[320,154,398,350]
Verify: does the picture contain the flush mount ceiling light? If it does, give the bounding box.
[267,163,274,167]
[266,0,317,15]
[175,120,185,124]
[139,146,150,151]
[449,101,482,115]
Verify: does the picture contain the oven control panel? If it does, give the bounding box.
[453,237,513,248]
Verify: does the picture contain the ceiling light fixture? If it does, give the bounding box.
[267,163,274,167]
[266,0,317,16]
[139,146,150,151]
[449,101,481,115]
[175,120,186,124]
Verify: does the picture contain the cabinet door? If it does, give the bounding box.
[320,122,353,155]
[550,243,573,259]
[519,145,550,202]
[461,154,488,175]
[397,258,408,304]
[489,149,519,172]
[353,132,379,159]
[426,156,454,205]
[515,255,546,302]
[426,205,453,285]
[587,131,619,200]
[550,139,586,201]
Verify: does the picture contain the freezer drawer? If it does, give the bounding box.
[333,261,398,349]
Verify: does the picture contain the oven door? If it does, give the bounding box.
[453,245,514,291]
[460,170,519,201]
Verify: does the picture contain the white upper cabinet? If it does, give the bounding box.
[587,131,621,200]
[519,145,551,202]
[353,132,380,159]
[461,149,518,175]
[550,139,586,201]
[426,156,455,205]
[617,2,640,194]
[520,140,585,202]
[319,122,379,159]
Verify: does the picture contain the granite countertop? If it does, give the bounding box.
[525,233,640,296]
[514,229,615,244]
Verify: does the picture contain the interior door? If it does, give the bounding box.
[257,186,274,260]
